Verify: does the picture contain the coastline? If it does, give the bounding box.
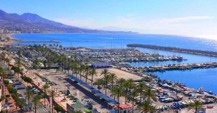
[0,33,18,45]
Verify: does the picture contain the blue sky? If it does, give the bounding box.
[1,0,217,39]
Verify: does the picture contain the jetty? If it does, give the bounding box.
[127,44,217,57]
[17,40,59,43]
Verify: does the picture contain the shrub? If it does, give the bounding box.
[11,66,21,73]
[3,80,9,85]
[21,76,33,83]
[54,105,64,112]
[7,85,17,94]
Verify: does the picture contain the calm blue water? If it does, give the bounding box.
[13,33,217,94]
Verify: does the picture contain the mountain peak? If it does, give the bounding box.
[21,13,40,17]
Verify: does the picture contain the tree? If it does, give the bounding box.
[17,99,26,112]
[109,73,117,89]
[131,89,138,112]
[138,100,155,113]
[0,95,5,102]
[32,95,40,113]
[78,65,85,80]
[101,69,109,77]
[123,79,134,103]
[21,76,33,85]
[71,63,78,77]
[0,66,6,81]
[188,100,203,113]
[54,105,64,112]
[84,66,90,83]
[137,82,146,103]
[25,89,33,107]
[43,83,50,105]
[102,74,111,95]
[143,88,156,102]
[89,68,97,85]
[93,78,104,91]
[32,58,41,69]
[0,67,7,96]
[111,86,123,113]
[117,78,126,86]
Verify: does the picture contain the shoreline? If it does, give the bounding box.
[0,33,18,45]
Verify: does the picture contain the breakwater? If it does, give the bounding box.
[127,44,217,57]
[17,40,59,43]
[140,62,217,72]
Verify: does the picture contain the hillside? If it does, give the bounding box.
[0,9,133,33]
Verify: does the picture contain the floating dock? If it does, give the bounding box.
[127,44,217,57]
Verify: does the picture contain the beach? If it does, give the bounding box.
[0,33,17,45]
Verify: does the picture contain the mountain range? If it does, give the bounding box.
[0,9,133,33]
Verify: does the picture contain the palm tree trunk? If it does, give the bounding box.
[118,95,120,113]
[80,73,81,80]
[52,97,54,113]
[112,79,114,89]
[91,75,94,86]
[85,75,87,83]
[105,81,107,95]
[34,104,36,113]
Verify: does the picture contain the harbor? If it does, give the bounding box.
[3,33,217,113]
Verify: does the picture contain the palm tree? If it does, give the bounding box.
[71,63,78,77]
[25,89,33,107]
[137,82,146,103]
[102,74,111,95]
[123,79,134,103]
[89,68,97,85]
[117,78,126,86]
[17,99,26,112]
[188,100,203,113]
[93,78,104,91]
[101,69,109,77]
[0,66,6,102]
[0,66,6,81]
[78,65,85,80]
[32,95,40,113]
[138,100,155,113]
[43,83,50,105]
[143,88,156,102]
[110,86,123,113]
[84,66,90,83]
[109,73,117,88]
[131,89,138,112]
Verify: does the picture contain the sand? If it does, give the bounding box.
[96,68,143,80]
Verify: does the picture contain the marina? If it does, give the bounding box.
[6,33,217,113]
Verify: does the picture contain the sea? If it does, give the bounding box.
[13,33,217,94]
